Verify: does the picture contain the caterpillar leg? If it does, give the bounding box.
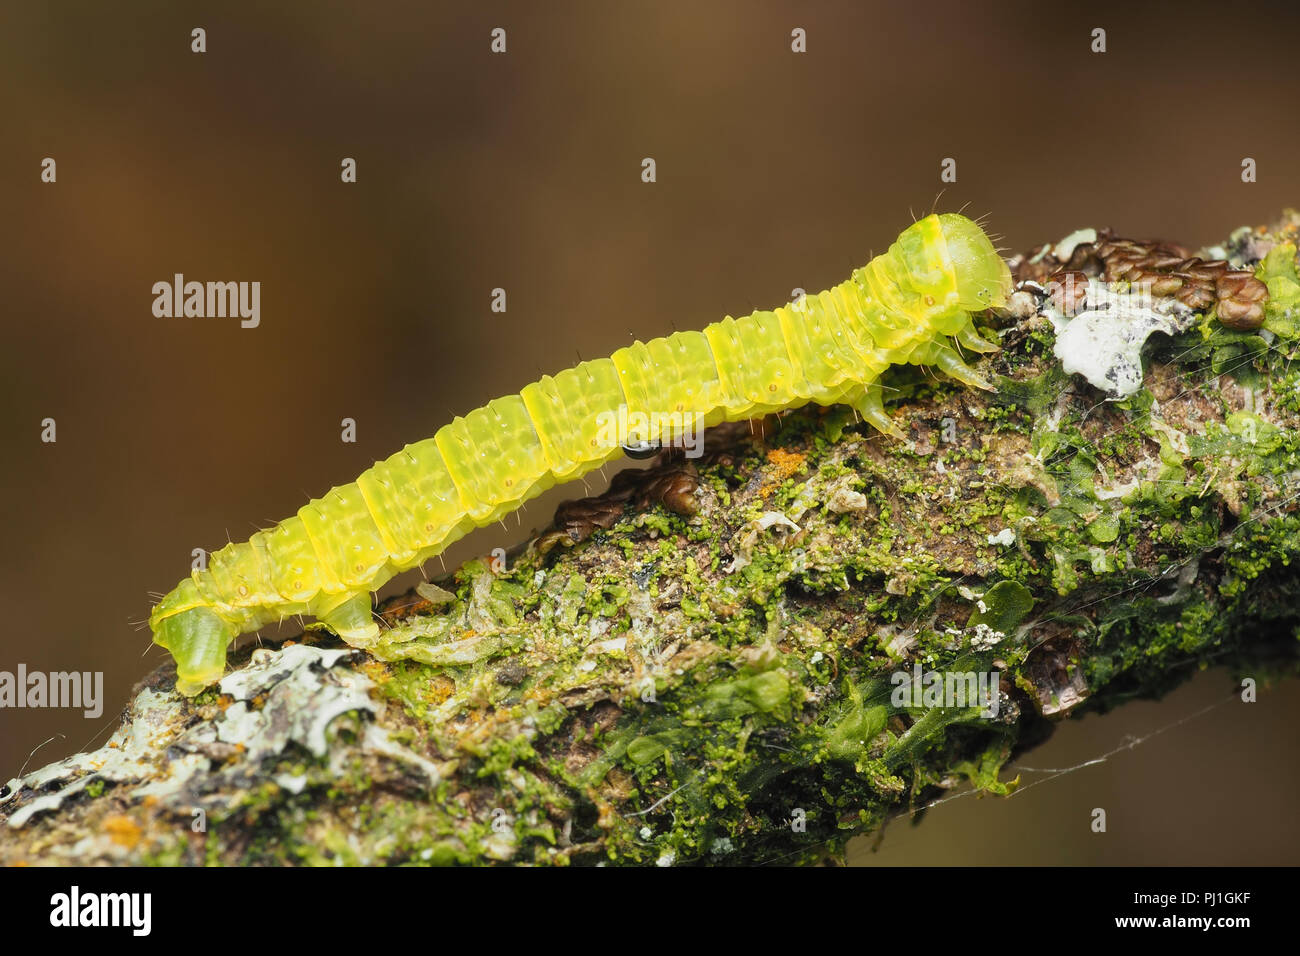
[847,382,905,439]
[953,324,1000,353]
[932,343,995,391]
[152,606,238,696]
[314,591,381,648]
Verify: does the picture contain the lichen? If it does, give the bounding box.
[4,216,1300,866]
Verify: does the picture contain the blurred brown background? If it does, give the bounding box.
[2,0,1297,864]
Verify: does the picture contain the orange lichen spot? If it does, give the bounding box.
[759,447,808,496]
[359,659,391,685]
[594,797,619,830]
[426,675,455,705]
[766,447,807,479]
[103,814,142,849]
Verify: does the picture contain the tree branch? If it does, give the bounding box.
[5,213,1300,865]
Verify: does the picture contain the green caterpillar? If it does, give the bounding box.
[151,213,1012,694]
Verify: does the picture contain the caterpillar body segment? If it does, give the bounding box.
[150,213,1012,694]
[520,361,627,479]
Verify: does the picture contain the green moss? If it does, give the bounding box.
[586,582,630,618]
[25,222,1300,868]
[968,580,1035,633]
[1260,242,1300,339]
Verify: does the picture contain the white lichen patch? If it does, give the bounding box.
[987,528,1016,547]
[970,623,1005,651]
[416,581,457,605]
[1090,441,1171,504]
[1052,227,1097,262]
[879,624,918,659]
[1047,281,1195,397]
[1148,414,1191,456]
[1,687,181,827]
[2,643,449,836]
[586,636,628,657]
[726,511,802,572]
[206,645,379,758]
[824,474,870,514]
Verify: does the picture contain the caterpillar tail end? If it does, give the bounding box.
[152,606,238,697]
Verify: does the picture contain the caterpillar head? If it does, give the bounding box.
[938,213,1013,312]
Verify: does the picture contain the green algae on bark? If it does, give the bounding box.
[4,214,1300,866]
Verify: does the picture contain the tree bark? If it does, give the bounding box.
[5,214,1300,866]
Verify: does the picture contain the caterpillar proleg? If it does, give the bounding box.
[150,213,1012,694]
